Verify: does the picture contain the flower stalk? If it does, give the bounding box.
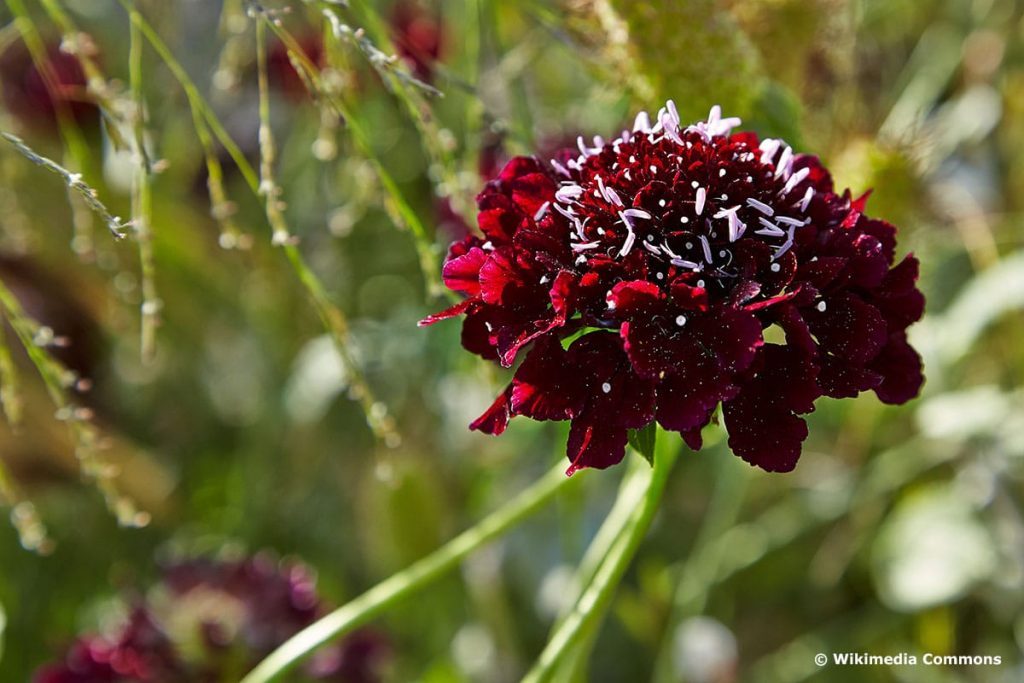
[240,461,581,683]
[523,445,678,682]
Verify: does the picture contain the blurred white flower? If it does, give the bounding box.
[673,616,738,683]
[872,484,997,611]
[284,334,348,424]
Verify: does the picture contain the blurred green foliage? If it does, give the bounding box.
[0,0,1022,681]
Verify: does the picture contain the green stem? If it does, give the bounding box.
[240,461,580,683]
[523,446,679,683]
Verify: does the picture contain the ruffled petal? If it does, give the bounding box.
[724,345,820,472]
[870,332,924,404]
[469,386,513,435]
[804,292,887,364]
[510,336,583,420]
[442,247,487,295]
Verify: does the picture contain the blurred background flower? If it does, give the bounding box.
[33,551,390,683]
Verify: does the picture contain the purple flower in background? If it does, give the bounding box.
[422,102,924,474]
[34,554,390,683]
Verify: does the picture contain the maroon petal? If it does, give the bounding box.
[655,353,737,433]
[495,271,575,367]
[479,248,524,305]
[461,308,499,360]
[871,255,925,329]
[442,247,487,295]
[477,206,523,245]
[608,279,664,316]
[796,256,847,289]
[670,281,709,311]
[510,173,557,215]
[497,156,545,183]
[724,345,820,472]
[470,386,513,435]
[562,332,657,474]
[511,336,583,420]
[817,353,882,398]
[804,292,887,364]
[777,304,816,355]
[870,332,924,404]
[418,298,474,326]
[691,306,763,375]
[566,417,629,475]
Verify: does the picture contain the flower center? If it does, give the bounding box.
[545,104,817,298]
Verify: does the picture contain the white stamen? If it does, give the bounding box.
[577,136,589,157]
[572,241,601,252]
[540,275,550,284]
[649,165,658,174]
[770,262,781,272]
[691,180,700,189]
[773,226,796,260]
[534,201,550,221]
[699,235,713,263]
[817,301,827,312]
[775,146,793,178]
[775,215,808,227]
[659,199,667,207]
[671,258,701,269]
[555,185,583,203]
[781,167,810,195]
[601,382,612,394]
[714,205,746,242]
[482,241,494,250]
[656,272,665,280]
[622,208,652,220]
[633,111,651,133]
[680,216,689,224]
[667,99,680,125]
[617,211,637,257]
[755,217,786,237]
[798,187,814,212]
[759,138,781,165]
[719,168,727,177]
[697,279,705,288]
[695,187,706,215]
[675,315,687,326]
[746,197,774,216]
[551,159,571,177]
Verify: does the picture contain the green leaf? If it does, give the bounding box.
[628,422,658,465]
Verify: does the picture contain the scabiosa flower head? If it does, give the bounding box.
[422,102,924,474]
[34,554,389,683]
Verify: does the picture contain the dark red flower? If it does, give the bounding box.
[422,102,925,473]
[389,0,444,82]
[0,42,98,132]
[267,34,325,101]
[33,608,182,683]
[34,554,389,683]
